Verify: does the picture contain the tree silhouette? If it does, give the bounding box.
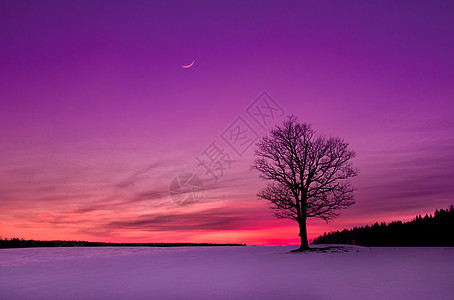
[251,115,358,251]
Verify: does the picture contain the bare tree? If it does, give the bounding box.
[251,115,358,251]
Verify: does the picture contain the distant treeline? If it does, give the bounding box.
[313,206,454,246]
[0,239,246,249]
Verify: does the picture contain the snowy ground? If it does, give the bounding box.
[1,245,453,299]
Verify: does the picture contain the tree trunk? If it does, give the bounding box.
[298,218,309,251]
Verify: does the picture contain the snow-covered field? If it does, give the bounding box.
[1,245,453,299]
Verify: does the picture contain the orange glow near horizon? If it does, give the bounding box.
[1,196,448,246]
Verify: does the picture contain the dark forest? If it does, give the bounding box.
[313,206,454,246]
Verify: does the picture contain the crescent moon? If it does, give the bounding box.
[181,60,195,68]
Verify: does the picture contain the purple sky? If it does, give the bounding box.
[1,1,453,245]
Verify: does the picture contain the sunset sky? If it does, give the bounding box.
[1,1,453,245]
